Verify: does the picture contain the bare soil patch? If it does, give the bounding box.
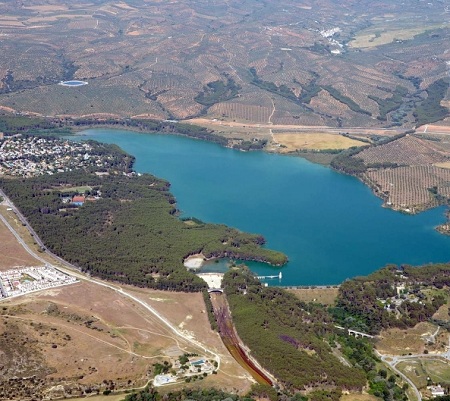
[434,162,450,169]
[376,322,440,355]
[417,125,450,133]
[125,287,253,392]
[287,287,339,305]
[0,278,252,398]
[341,393,379,401]
[432,303,450,320]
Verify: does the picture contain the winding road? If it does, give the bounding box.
[376,334,450,401]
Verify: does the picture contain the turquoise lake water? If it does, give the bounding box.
[74,129,450,286]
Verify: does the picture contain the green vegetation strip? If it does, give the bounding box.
[369,86,409,121]
[413,78,449,126]
[322,86,371,116]
[195,78,241,107]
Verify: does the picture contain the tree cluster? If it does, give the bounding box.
[222,267,367,391]
[195,78,241,107]
[333,264,447,334]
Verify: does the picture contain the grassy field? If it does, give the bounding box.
[349,23,449,49]
[397,358,450,390]
[287,287,339,305]
[58,185,92,193]
[274,132,365,152]
[397,360,428,389]
[341,394,379,401]
[423,359,450,384]
[66,395,125,401]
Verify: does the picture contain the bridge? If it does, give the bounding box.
[335,325,374,339]
[207,288,223,293]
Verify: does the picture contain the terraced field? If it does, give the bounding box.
[356,135,450,212]
[358,135,450,166]
[0,0,447,128]
[366,166,450,212]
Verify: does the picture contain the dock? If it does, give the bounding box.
[257,272,282,280]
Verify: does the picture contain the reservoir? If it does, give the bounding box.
[74,129,450,286]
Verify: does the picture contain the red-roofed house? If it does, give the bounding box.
[72,195,86,206]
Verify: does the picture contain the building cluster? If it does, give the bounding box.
[153,357,215,387]
[378,283,422,312]
[428,385,446,398]
[0,266,77,299]
[0,135,109,177]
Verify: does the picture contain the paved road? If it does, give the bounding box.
[376,350,422,401]
[376,340,450,401]
[0,189,222,371]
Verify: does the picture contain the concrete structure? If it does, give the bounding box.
[428,385,445,397]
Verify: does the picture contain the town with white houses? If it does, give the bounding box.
[0,135,117,177]
[0,266,77,299]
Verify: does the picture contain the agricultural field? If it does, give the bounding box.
[274,132,365,152]
[365,165,450,212]
[349,23,450,49]
[0,0,448,129]
[344,134,450,212]
[358,135,449,166]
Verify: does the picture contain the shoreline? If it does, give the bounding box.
[183,254,206,269]
[69,122,449,224]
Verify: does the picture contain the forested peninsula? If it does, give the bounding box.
[0,140,286,291]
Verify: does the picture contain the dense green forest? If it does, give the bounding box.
[222,267,367,391]
[0,114,70,135]
[333,264,447,334]
[195,78,241,107]
[0,167,286,291]
[369,86,409,121]
[330,147,368,175]
[413,78,449,126]
[71,118,230,147]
